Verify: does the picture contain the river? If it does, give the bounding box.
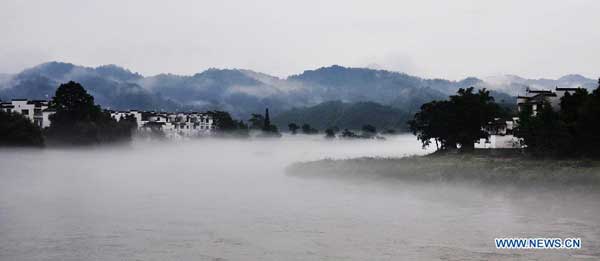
[0,135,598,260]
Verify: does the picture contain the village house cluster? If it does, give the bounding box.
[475,86,582,149]
[0,99,55,128]
[109,110,214,138]
[0,99,214,138]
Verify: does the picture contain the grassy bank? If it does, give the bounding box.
[286,154,600,187]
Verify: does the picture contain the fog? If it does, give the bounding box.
[0,135,599,260]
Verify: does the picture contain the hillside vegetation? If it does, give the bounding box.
[3,62,587,120]
[272,100,410,131]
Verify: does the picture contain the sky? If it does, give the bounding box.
[1,0,599,80]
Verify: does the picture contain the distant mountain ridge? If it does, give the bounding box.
[272,100,410,131]
[0,61,596,120]
[483,74,598,96]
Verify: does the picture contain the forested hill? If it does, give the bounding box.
[1,62,593,120]
[272,100,411,132]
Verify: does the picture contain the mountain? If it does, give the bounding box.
[0,61,596,121]
[484,74,598,96]
[137,69,302,118]
[0,62,182,111]
[287,65,480,111]
[272,100,410,131]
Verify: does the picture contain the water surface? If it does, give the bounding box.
[0,135,598,260]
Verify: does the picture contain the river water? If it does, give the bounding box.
[0,135,598,260]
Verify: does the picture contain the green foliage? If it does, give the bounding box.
[341,129,358,138]
[577,85,600,157]
[260,108,280,136]
[45,81,135,145]
[208,111,238,131]
[516,79,600,158]
[301,123,319,134]
[360,124,376,138]
[248,113,265,130]
[272,101,410,132]
[325,128,336,139]
[0,110,44,147]
[207,110,249,137]
[515,101,571,157]
[288,123,299,134]
[408,87,501,152]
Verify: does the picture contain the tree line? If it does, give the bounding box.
[1,81,137,147]
[1,81,286,145]
[408,87,503,152]
[515,79,600,157]
[208,108,281,138]
[409,79,600,158]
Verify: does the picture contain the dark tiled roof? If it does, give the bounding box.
[527,90,553,94]
[556,87,582,91]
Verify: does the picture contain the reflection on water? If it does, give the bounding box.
[0,135,598,260]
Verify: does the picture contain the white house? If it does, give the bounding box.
[474,117,521,149]
[0,99,215,139]
[0,99,55,128]
[476,86,583,149]
[517,87,582,116]
[109,110,214,138]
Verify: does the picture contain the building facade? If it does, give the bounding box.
[0,99,55,128]
[1,99,214,138]
[477,86,584,149]
[517,87,582,116]
[474,117,521,149]
[109,110,214,138]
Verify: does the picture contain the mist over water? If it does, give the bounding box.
[1,135,598,260]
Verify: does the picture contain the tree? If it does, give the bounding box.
[208,111,238,131]
[325,128,336,139]
[515,101,572,157]
[248,113,265,130]
[560,89,588,124]
[45,81,135,145]
[408,87,501,152]
[0,110,44,147]
[301,123,318,134]
[261,108,280,134]
[288,123,299,134]
[341,129,358,138]
[450,88,500,151]
[409,100,454,150]
[360,124,376,138]
[207,110,249,137]
[571,79,600,157]
[513,78,600,158]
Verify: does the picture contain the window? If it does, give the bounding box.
[21,109,29,115]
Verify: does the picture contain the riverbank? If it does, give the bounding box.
[286,153,600,187]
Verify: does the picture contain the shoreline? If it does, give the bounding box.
[286,153,600,187]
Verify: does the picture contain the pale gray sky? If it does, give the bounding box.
[1,0,599,80]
